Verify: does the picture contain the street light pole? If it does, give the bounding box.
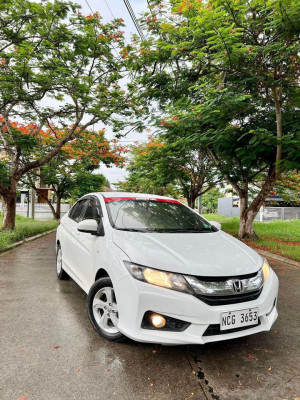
[198,195,202,214]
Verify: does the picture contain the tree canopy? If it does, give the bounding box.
[23,127,123,219]
[124,0,300,238]
[0,0,133,229]
[118,137,219,208]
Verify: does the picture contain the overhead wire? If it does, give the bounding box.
[123,0,146,41]
[84,0,94,14]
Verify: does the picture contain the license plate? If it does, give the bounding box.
[220,308,259,331]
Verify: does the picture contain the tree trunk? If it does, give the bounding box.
[272,86,283,179]
[1,194,17,230]
[33,188,57,220]
[238,168,276,239]
[55,195,61,220]
[187,195,196,209]
[238,202,258,239]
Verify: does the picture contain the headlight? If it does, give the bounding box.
[124,261,193,294]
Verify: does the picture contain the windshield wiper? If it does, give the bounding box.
[115,228,213,233]
[152,228,213,233]
[116,228,149,232]
[182,229,213,233]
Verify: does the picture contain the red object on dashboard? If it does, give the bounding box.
[104,197,181,204]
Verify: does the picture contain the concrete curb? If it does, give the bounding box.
[257,249,300,269]
[0,228,57,255]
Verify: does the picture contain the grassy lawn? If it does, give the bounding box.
[203,214,300,262]
[0,213,58,251]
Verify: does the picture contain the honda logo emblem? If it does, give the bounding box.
[232,280,244,293]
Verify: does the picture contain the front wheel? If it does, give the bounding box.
[87,277,126,342]
[56,245,69,280]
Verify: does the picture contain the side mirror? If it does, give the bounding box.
[209,221,222,230]
[77,219,98,234]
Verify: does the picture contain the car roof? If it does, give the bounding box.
[89,192,176,201]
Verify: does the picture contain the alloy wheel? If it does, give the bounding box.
[92,287,119,334]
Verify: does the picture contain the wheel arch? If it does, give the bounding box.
[95,268,110,281]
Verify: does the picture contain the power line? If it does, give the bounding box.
[102,0,129,45]
[83,0,120,57]
[84,0,94,14]
[104,0,116,20]
[123,0,146,41]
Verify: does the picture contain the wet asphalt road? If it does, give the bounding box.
[0,233,299,400]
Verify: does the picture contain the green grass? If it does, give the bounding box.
[203,214,300,261]
[0,213,58,251]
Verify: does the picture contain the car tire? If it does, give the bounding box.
[56,244,69,280]
[87,277,126,342]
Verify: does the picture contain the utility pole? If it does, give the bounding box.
[30,188,35,219]
[198,195,202,214]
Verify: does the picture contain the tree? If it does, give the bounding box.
[124,0,300,238]
[69,172,107,201]
[201,188,223,214]
[0,0,133,230]
[117,138,219,208]
[272,170,300,205]
[23,128,122,219]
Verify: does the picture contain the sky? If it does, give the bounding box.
[75,0,150,187]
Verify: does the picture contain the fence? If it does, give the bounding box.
[0,203,71,220]
[218,197,300,222]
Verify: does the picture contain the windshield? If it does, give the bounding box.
[105,199,216,233]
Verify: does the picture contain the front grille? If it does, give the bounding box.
[203,319,261,336]
[195,287,263,306]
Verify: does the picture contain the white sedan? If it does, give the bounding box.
[56,192,278,344]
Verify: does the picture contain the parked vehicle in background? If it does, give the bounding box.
[56,192,278,344]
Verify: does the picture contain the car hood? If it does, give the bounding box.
[112,230,263,277]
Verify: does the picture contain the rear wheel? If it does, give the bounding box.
[56,245,69,280]
[87,277,126,342]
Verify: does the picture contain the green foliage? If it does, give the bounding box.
[23,127,119,205]
[0,0,133,229]
[273,170,300,205]
[70,172,106,200]
[204,214,300,261]
[0,0,131,130]
[204,214,300,241]
[117,138,219,207]
[0,212,58,250]
[201,188,223,214]
[125,0,300,236]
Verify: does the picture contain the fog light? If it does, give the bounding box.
[141,311,190,331]
[151,314,166,328]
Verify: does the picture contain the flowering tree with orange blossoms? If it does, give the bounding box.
[22,127,124,219]
[123,0,300,239]
[0,0,135,230]
[272,170,300,205]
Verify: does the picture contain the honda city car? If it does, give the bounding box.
[55,192,278,344]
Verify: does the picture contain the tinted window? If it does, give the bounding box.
[69,200,87,222]
[106,200,215,233]
[82,198,101,223]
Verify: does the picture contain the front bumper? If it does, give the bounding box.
[114,269,279,345]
